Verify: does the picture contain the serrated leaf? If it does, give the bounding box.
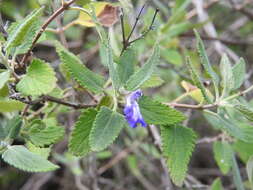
[234,104,253,122]
[204,110,253,143]
[16,59,57,96]
[89,106,126,151]
[0,70,10,89]
[194,29,219,96]
[69,108,97,157]
[211,178,224,190]
[5,7,43,51]
[213,141,232,174]
[125,44,160,91]
[141,75,164,88]
[138,96,185,125]
[2,145,58,172]
[0,99,24,112]
[220,54,234,97]
[27,142,51,159]
[186,57,212,103]
[102,39,120,89]
[117,46,135,86]
[161,125,196,186]
[58,50,105,93]
[28,123,64,147]
[232,58,245,90]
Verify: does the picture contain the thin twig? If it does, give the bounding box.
[21,0,76,65]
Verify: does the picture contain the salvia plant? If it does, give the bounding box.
[1,0,253,189]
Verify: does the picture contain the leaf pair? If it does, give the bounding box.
[69,107,126,157]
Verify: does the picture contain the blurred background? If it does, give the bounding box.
[1,0,253,189]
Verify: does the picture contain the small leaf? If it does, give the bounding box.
[186,57,212,103]
[0,71,10,89]
[213,141,232,174]
[125,44,160,91]
[5,116,22,140]
[16,59,57,96]
[27,142,51,159]
[102,39,120,89]
[89,106,126,151]
[69,108,97,157]
[2,145,59,172]
[141,75,164,88]
[220,54,234,97]
[194,29,219,96]
[232,58,245,90]
[138,96,185,125]
[0,99,24,112]
[27,122,64,147]
[58,50,105,94]
[233,140,253,163]
[234,104,253,122]
[117,46,135,86]
[211,178,224,190]
[5,7,43,51]
[161,125,196,186]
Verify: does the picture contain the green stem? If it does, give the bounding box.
[223,84,253,102]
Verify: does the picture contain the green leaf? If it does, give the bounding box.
[89,106,126,151]
[234,104,253,122]
[233,140,253,163]
[247,156,253,189]
[186,57,212,103]
[76,0,91,6]
[27,142,51,159]
[5,116,22,140]
[58,50,105,94]
[138,96,185,125]
[161,125,196,186]
[232,58,246,90]
[211,178,224,190]
[204,110,253,143]
[27,122,64,147]
[2,145,58,172]
[117,46,135,86]
[0,71,10,89]
[213,141,232,174]
[16,59,57,96]
[141,75,164,88]
[194,29,219,96]
[0,99,24,112]
[69,108,97,157]
[102,39,120,90]
[220,54,234,97]
[5,7,43,51]
[125,44,160,91]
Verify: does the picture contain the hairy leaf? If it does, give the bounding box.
[2,145,58,172]
[213,141,232,174]
[16,59,57,96]
[117,46,135,86]
[233,140,253,163]
[194,29,219,96]
[125,44,160,91]
[89,107,126,151]
[141,75,164,88]
[138,96,185,125]
[211,178,224,190]
[161,125,196,186]
[69,108,97,156]
[0,71,10,89]
[58,50,105,94]
[186,57,212,103]
[234,104,253,122]
[220,54,234,97]
[5,7,43,51]
[232,58,245,90]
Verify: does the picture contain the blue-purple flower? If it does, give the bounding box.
[123,90,147,128]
